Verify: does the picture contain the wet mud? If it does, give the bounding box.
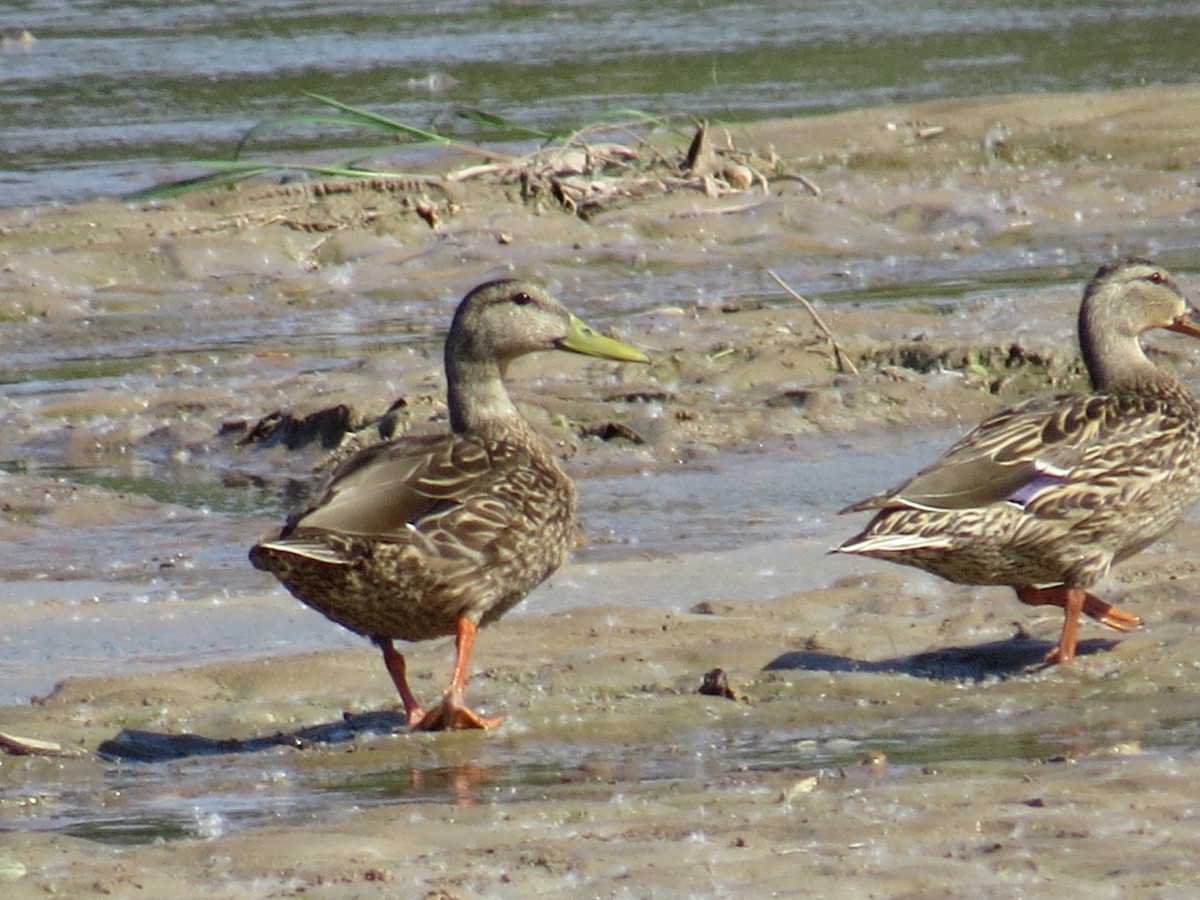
[4,86,1200,896]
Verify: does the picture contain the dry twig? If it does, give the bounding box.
[0,730,90,758]
[768,270,859,375]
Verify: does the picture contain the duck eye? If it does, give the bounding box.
[1147,271,1165,285]
[511,292,533,306]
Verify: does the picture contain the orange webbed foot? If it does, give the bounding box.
[1080,593,1142,633]
[410,684,502,732]
[407,617,501,731]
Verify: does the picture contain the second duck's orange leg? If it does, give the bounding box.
[1016,584,1084,664]
[412,617,503,732]
[1015,584,1141,664]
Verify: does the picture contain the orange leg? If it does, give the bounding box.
[412,617,502,732]
[1015,585,1142,664]
[377,638,427,727]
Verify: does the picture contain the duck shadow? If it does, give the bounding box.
[763,633,1120,681]
[97,709,408,763]
[96,635,1118,762]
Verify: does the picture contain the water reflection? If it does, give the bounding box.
[15,710,1176,846]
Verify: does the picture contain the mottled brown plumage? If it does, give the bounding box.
[250,280,648,729]
[836,259,1200,664]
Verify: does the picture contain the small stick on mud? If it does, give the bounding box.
[767,270,859,375]
[0,730,90,759]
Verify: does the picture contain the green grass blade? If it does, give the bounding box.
[236,113,401,158]
[455,107,562,140]
[265,161,422,179]
[303,92,452,143]
[126,163,277,200]
[600,108,673,129]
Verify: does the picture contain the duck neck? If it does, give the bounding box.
[1081,339,1158,393]
[1079,310,1173,394]
[445,353,529,438]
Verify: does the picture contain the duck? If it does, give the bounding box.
[250,280,649,729]
[835,259,1200,664]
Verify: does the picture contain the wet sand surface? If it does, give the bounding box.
[4,86,1200,896]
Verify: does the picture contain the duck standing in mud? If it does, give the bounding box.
[836,259,1200,664]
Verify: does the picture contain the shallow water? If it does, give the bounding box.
[12,721,1140,846]
[0,434,944,706]
[1,0,1197,206]
[14,679,1200,848]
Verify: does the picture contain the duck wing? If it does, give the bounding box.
[285,433,546,555]
[843,392,1176,513]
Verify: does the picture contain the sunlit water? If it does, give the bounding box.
[0,0,1197,206]
[17,721,1145,845]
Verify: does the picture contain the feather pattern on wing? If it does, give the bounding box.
[845,390,1192,515]
[836,259,1200,599]
[251,428,575,641]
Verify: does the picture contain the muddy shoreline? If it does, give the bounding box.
[4,86,1200,896]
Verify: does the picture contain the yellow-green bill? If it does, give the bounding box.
[559,312,649,363]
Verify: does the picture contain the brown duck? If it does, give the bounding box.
[250,280,649,729]
[836,259,1200,664]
